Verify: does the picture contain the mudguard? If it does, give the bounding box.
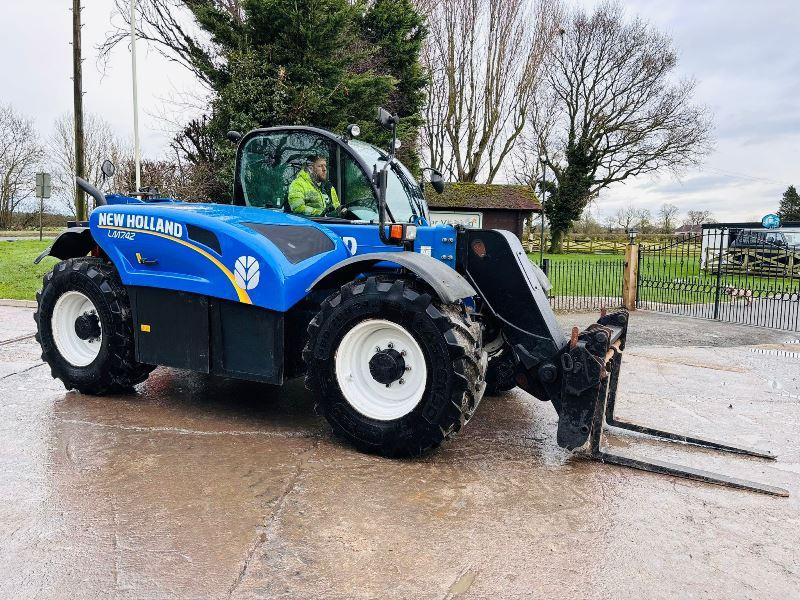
[308,251,476,304]
[34,227,95,264]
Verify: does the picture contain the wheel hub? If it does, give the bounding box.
[74,311,101,341]
[51,290,103,367]
[369,348,406,385]
[334,319,428,421]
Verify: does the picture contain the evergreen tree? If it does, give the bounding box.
[361,0,427,171]
[158,0,426,199]
[778,185,800,221]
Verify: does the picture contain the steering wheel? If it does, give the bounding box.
[339,203,376,220]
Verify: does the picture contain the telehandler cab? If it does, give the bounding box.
[34,108,787,496]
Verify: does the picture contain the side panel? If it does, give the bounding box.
[210,300,283,383]
[129,286,285,384]
[129,286,210,372]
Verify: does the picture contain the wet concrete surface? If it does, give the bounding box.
[0,307,798,599]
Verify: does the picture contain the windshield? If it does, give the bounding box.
[348,140,426,223]
[782,231,800,246]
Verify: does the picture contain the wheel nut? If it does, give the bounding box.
[400,350,406,356]
[387,342,394,349]
[375,346,381,353]
[399,378,405,385]
[405,366,411,371]
[385,383,391,388]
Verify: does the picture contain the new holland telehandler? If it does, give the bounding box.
[34,109,787,496]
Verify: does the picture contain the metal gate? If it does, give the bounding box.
[637,227,800,331]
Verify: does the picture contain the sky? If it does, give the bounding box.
[2,0,798,224]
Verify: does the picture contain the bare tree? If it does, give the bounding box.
[684,209,715,228]
[529,2,713,251]
[98,0,244,88]
[0,105,43,229]
[612,204,640,231]
[49,113,130,217]
[420,0,562,183]
[114,151,219,202]
[635,208,653,234]
[658,203,680,233]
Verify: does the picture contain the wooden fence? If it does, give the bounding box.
[525,233,683,255]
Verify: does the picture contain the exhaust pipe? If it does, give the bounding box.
[76,176,107,208]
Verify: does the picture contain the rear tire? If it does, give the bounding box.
[304,277,486,457]
[35,257,154,394]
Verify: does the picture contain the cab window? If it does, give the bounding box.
[239,132,333,210]
[339,149,378,220]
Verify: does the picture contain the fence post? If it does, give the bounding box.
[623,241,639,311]
[712,227,725,320]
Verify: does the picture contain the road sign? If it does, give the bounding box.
[761,213,780,229]
[35,172,52,199]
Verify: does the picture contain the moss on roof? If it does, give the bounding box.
[427,182,541,211]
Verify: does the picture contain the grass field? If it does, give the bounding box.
[0,240,54,300]
[1,240,797,304]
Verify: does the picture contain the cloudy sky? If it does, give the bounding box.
[4,0,798,223]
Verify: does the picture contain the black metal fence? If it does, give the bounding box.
[540,257,624,312]
[637,228,800,331]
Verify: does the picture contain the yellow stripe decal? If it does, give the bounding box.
[98,225,252,304]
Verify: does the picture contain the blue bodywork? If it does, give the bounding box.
[91,199,458,313]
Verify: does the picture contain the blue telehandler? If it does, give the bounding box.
[34,109,786,495]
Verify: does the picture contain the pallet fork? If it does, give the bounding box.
[523,309,788,497]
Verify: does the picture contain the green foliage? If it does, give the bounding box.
[176,0,427,199]
[544,140,596,251]
[778,185,800,221]
[360,0,427,172]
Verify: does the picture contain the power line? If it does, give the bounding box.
[699,166,793,187]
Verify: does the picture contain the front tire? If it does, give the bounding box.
[35,257,154,394]
[304,277,486,457]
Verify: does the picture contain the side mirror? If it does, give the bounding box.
[226,130,242,143]
[376,107,399,130]
[430,169,445,194]
[101,160,115,178]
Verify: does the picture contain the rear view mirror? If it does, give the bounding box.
[430,169,445,194]
[377,107,399,130]
[101,160,115,178]
[226,130,242,143]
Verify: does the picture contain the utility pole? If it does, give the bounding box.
[539,155,547,264]
[72,0,86,220]
[131,0,142,192]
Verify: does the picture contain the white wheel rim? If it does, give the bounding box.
[335,319,428,421]
[51,291,102,367]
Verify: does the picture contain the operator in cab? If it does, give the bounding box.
[288,154,340,217]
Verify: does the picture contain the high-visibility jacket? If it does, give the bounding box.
[287,169,340,216]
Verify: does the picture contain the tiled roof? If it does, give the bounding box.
[427,182,541,211]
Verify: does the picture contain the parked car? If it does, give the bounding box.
[730,228,800,250]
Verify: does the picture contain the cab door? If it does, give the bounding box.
[236,130,336,211]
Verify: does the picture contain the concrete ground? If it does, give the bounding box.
[1,306,798,599]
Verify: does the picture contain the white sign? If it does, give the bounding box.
[428,211,483,229]
[35,172,52,198]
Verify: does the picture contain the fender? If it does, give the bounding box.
[34,227,95,264]
[308,251,475,304]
